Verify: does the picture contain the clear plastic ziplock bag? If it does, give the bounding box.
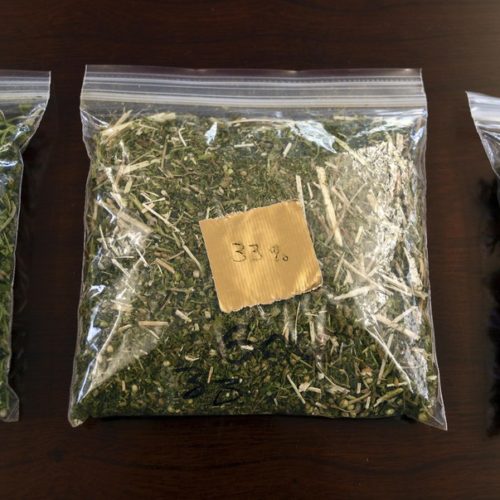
[0,70,50,421]
[468,92,500,181]
[70,66,446,428]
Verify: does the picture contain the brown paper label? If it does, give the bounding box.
[199,201,323,313]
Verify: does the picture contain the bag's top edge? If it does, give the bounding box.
[467,91,500,124]
[81,66,425,108]
[0,69,51,78]
[0,70,51,101]
[84,65,422,81]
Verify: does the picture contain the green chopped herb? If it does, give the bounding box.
[70,108,445,428]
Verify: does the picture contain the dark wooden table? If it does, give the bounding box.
[1,1,499,498]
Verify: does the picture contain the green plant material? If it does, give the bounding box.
[0,106,41,421]
[70,110,444,427]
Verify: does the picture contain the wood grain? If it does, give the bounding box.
[1,0,499,498]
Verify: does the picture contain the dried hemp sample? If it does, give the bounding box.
[0,70,50,421]
[70,101,445,428]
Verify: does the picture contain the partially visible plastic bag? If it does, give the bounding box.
[0,70,50,421]
[468,92,500,182]
[469,91,500,433]
[70,66,446,428]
